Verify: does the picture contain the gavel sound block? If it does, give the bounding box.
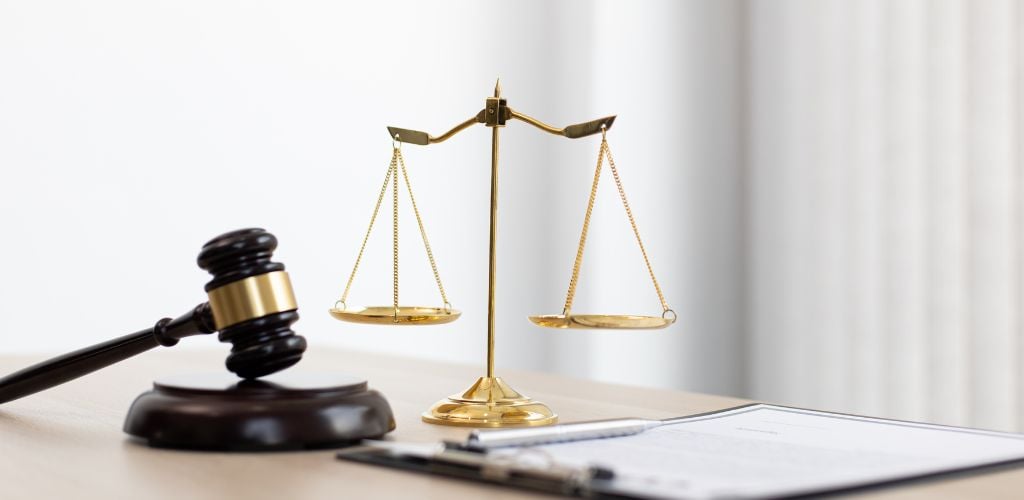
[125,371,394,451]
[0,228,395,451]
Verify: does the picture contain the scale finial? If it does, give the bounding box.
[494,78,501,98]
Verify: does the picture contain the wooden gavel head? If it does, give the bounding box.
[197,228,307,379]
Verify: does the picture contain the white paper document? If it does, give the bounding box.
[500,404,1024,499]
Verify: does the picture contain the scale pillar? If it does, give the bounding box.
[422,81,557,427]
[485,80,504,378]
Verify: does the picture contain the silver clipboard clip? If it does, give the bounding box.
[336,440,619,498]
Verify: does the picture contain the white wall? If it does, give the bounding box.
[12,1,1024,433]
[0,1,744,396]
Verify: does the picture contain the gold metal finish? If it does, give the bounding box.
[486,81,501,379]
[531,129,675,330]
[563,115,618,139]
[207,271,297,330]
[484,89,508,127]
[365,81,668,426]
[397,151,451,307]
[421,377,557,427]
[339,157,393,306]
[329,306,461,325]
[605,132,671,312]
[381,106,615,148]
[387,114,480,146]
[528,314,672,330]
[332,145,456,324]
[392,140,400,316]
[509,109,616,139]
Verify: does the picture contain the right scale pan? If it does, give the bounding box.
[529,313,674,330]
[531,127,676,330]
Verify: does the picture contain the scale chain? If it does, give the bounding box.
[562,134,671,316]
[562,138,605,315]
[604,139,670,314]
[392,146,400,318]
[339,145,453,319]
[339,149,398,307]
[397,150,452,309]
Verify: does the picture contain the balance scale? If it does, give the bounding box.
[329,81,675,428]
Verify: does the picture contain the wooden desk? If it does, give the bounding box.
[0,348,1020,499]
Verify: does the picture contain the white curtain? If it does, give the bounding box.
[746,0,1024,431]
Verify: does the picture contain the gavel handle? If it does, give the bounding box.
[0,303,216,405]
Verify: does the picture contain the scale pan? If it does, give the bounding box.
[528,314,673,330]
[329,306,461,325]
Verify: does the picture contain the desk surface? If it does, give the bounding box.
[0,348,1020,499]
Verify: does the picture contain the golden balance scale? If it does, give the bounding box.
[329,81,675,427]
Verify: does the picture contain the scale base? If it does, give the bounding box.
[124,372,395,451]
[421,376,557,427]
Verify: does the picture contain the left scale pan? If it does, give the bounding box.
[329,305,461,325]
[329,138,458,327]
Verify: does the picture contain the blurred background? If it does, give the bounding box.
[2,0,1023,431]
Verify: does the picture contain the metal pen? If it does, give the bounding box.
[466,417,667,450]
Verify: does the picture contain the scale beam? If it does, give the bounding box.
[387,113,481,146]
[510,111,616,139]
[387,111,615,146]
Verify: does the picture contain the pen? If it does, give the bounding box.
[466,417,665,450]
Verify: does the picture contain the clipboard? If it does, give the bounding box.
[337,404,1024,499]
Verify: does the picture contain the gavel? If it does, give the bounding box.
[0,228,307,404]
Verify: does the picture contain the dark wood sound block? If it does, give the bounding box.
[123,372,395,451]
